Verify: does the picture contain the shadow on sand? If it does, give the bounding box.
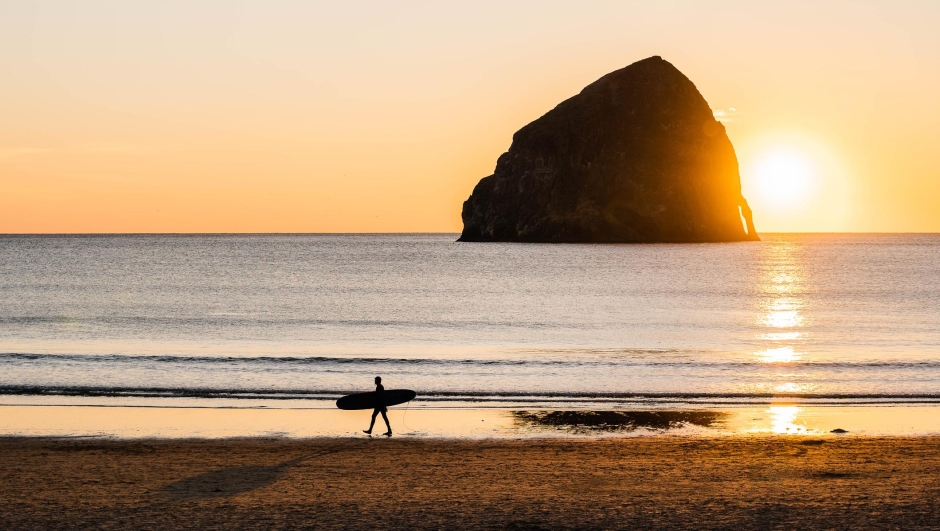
[157,456,305,501]
[155,438,369,502]
[80,438,370,528]
[512,410,727,434]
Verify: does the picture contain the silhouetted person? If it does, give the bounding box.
[363,376,392,437]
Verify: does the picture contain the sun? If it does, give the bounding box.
[750,147,817,208]
[739,133,850,231]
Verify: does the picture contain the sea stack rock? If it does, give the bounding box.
[459,56,758,243]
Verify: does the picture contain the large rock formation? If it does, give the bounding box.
[459,56,758,243]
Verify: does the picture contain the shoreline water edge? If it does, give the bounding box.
[3,403,940,439]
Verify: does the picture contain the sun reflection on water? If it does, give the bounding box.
[761,332,802,341]
[757,347,800,363]
[769,273,799,289]
[762,309,803,328]
[761,294,804,329]
[754,241,807,366]
[774,382,808,394]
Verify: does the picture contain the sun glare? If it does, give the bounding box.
[751,148,816,207]
[739,133,850,231]
[757,346,800,363]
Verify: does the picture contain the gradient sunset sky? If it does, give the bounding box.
[2,1,938,233]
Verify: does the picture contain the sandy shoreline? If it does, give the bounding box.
[3,436,939,530]
[4,403,940,439]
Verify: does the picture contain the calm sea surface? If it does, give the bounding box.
[1,234,938,406]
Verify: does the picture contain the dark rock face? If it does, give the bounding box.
[459,56,758,243]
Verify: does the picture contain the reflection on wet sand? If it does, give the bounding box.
[768,406,808,434]
[512,410,728,434]
[3,404,940,438]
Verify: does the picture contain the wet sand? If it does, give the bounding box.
[4,403,940,438]
[2,436,939,530]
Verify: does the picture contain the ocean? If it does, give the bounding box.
[1,233,939,410]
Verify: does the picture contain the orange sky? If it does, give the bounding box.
[2,1,939,233]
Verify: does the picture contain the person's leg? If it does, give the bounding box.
[364,409,379,434]
[381,410,391,435]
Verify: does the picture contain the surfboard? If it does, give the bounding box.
[335,389,417,410]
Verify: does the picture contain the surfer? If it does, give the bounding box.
[363,376,392,437]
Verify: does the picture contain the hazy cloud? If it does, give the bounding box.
[713,107,740,123]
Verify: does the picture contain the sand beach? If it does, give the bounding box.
[3,435,939,530]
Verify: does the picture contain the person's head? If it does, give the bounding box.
[375,376,382,385]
